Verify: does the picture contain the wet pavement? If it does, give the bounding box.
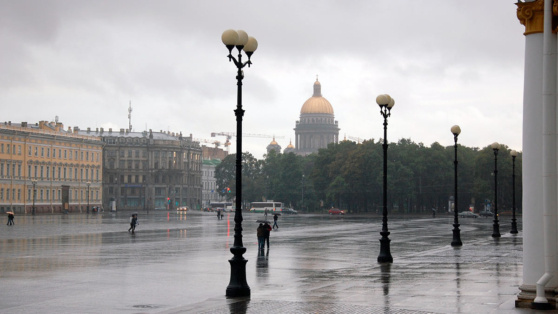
[0,211,539,313]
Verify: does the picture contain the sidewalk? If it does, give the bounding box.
[0,212,536,313]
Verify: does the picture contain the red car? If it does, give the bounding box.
[328,208,345,215]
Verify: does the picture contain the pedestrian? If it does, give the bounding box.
[6,212,14,226]
[128,214,138,233]
[432,207,436,218]
[256,223,264,250]
[217,209,221,220]
[264,208,268,218]
[263,222,272,249]
[273,214,279,229]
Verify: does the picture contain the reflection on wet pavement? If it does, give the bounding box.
[0,212,527,313]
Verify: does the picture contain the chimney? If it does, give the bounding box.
[109,128,112,133]
[120,128,125,134]
[87,127,91,133]
[21,122,27,127]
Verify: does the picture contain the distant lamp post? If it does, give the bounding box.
[451,125,462,247]
[376,93,395,264]
[86,182,91,214]
[222,29,258,298]
[32,180,37,215]
[491,142,501,238]
[510,150,519,234]
[301,174,305,212]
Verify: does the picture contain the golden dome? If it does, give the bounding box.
[287,140,294,148]
[300,79,334,115]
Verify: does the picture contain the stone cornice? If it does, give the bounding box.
[517,0,558,35]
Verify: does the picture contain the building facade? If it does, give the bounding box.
[294,78,340,155]
[0,121,103,214]
[97,128,202,211]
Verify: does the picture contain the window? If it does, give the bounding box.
[0,163,3,177]
[69,150,72,160]
[40,166,44,179]
[41,147,44,157]
[64,168,67,179]
[69,168,72,179]
[74,168,78,180]
[46,189,49,200]
[34,146,38,156]
[53,148,56,158]
[86,151,89,161]
[0,144,3,153]
[17,165,21,177]
[28,146,31,156]
[6,145,10,154]
[47,148,50,157]
[64,150,67,159]
[34,165,37,178]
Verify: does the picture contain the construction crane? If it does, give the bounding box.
[211,132,285,152]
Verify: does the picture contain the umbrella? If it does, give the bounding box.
[256,219,270,224]
[131,212,138,216]
[6,212,14,215]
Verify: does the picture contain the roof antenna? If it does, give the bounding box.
[128,100,133,131]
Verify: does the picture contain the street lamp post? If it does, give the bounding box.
[510,150,518,234]
[376,94,395,264]
[491,142,501,238]
[32,180,37,215]
[301,174,305,212]
[86,182,91,214]
[222,29,258,298]
[451,125,462,247]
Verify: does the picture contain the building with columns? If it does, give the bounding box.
[516,0,558,309]
[294,79,340,155]
[95,128,202,211]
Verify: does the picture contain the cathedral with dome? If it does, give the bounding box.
[293,78,340,155]
[265,77,340,156]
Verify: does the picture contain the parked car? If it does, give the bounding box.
[282,208,298,215]
[459,211,479,218]
[177,206,188,211]
[328,208,345,215]
[479,210,493,217]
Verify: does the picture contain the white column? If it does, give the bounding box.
[521,32,545,289]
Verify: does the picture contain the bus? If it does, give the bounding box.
[249,201,283,213]
[209,201,233,212]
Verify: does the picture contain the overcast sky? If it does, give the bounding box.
[0,1,525,159]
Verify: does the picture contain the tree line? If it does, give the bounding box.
[214,138,522,214]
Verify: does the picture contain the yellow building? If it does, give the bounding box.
[0,121,103,214]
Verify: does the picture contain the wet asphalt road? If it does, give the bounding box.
[0,211,528,313]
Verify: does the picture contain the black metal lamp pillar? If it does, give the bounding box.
[376,94,394,264]
[32,180,37,215]
[491,142,501,238]
[301,174,305,212]
[222,29,258,298]
[86,181,91,214]
[451,125,462,247]
[510,150,518,234]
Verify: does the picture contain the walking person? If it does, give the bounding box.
[256,223,264,250]
[128,214,138,234]
[217,209,221,220]
[263,222,272,249]
[273,214,279,229]
[6,212,14,226]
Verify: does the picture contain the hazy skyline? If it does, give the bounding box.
[0,1,525,158]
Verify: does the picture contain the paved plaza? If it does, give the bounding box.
[0,211,541,313]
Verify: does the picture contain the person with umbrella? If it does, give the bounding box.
[128,213,138,233]
[6,212,14,226]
